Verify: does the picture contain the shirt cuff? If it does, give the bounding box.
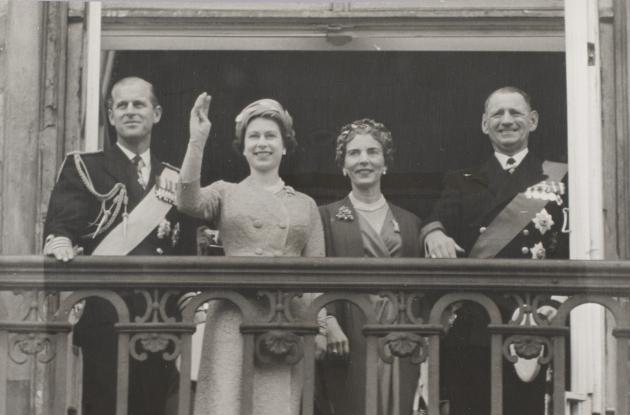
[43,235,72,255]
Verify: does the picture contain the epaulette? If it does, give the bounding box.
[55,150,104,183]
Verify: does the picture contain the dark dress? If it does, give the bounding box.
[44,145,195,415]
[424,152,569,415]
[318,197,424,415]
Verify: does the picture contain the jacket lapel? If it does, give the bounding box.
[327,197,364,257]
[389,204,419,257]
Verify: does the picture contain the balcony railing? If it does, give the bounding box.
[0,256,629,415]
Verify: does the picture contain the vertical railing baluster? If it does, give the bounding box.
[0,330,8,415]
[490,333,503,415]
[116,333,130,415]
[365,336,378,415]
[552,336,566,415]
[616,336,628,415]
[241,333,255,415]
[301,334,315,415]
[177,332,193,415]
[52,331,69,415]
[428,334,440,415]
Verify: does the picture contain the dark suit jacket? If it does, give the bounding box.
[43,144,193,415]
[317,197,423,415]
[44,144,191,256]
[425,152,568,259]
[426,153,568,415]
[319,196,423,258]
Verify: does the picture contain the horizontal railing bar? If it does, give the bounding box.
[0,256,628,294]
[487,325,570,336]
[115,323,196,333]
[0,321,73,332]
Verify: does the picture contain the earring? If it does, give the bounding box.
[342,169,347,177]
[282,149,287,155]
[383,168,387,175]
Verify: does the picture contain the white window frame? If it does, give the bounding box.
[83,1,607,411]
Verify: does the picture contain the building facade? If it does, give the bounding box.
[0,1,629,414]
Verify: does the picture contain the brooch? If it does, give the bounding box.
[532,208,554,235]
[335,205,354,222]
[392,218,400,233]
[284,185,296,196]
[530,242,546,259]
[157,219,172,239]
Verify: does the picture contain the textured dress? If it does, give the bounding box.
[318,196,423,415]
[177,176,324,415]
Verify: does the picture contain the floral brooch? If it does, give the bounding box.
[532,208,554,235]
[335,205,354,222]
[530,242,546,259]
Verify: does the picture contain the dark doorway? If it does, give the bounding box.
[109,51,566,218]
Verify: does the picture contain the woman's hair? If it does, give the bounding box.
[233,99,297,154]
[335,118,395,168]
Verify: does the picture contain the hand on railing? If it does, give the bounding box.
[325,315,349,358]
[424,230,464,259]
[44,235,83,262]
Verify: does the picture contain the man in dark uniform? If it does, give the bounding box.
[420,86,569,415]
[44,77,193,415]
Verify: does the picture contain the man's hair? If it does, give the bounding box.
[484,86,532,112]
[106,77,159,110]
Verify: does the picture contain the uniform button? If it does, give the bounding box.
[253,220,263,229]
[255,248,263,255]
[479,226,487,234]
[522,229,530,236]
[278,223,287,229]
[156,247,164,255]
[521,247,529,255]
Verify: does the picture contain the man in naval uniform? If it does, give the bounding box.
[420,86,569,415]
[44,77,193,415]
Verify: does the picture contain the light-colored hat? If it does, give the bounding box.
[234,99,296,153]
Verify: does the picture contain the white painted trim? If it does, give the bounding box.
[84,2,102,152]
[565,0,606,414]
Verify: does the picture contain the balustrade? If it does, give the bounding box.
[0,256,629,415]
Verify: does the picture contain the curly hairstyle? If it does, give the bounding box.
[335,118,395,168]
[233,99,297,155]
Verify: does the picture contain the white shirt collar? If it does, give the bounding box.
[494,148,528,170]
[348,192,387,212]
[116,142,151,168]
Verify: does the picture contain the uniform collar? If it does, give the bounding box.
[116,142,151,169]
[494,148,528,170]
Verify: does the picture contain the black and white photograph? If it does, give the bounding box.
[0,1,629,415]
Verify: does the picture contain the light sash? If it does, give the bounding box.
[468,161,567,259]
[92,165,178,256]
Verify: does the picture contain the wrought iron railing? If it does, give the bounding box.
[0,256,629,415]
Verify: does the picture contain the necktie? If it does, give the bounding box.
[132,155,147,189]
[506,157,516,174]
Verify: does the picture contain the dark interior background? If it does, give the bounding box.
[108,51,567,219]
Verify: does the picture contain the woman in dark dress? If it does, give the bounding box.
[319,119,424,415]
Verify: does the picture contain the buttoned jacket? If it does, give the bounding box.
[423,152,568,259]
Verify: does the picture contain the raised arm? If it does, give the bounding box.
[177,93,218,219]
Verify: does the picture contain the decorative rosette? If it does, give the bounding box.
[157,219,172,239]
[530,242,546,259]
[532,208,554,235]
[335,205,354,222]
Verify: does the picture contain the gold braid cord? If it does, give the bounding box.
[72,153,128,239]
